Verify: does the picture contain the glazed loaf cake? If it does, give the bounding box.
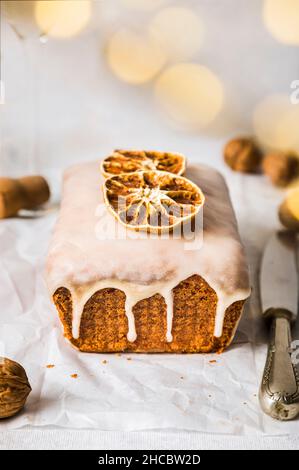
[46,161,250,353]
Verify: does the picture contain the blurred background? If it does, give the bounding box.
[0,0,299,175]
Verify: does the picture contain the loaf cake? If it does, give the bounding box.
[46,161,250,353]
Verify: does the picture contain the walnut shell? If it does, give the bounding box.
[0,357,31,419]
[224,137,262,173]
[262,152,299,187]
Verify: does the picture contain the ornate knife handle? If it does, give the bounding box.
[259,308,299,420]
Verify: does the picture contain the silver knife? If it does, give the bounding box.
[259,231,299,420]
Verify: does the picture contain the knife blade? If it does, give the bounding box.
[259,230,299,421]
[260,231,298,318]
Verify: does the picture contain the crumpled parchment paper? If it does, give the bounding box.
[0,186,298,435]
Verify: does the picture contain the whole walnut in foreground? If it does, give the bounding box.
[0,357,31,419]
[262,152,299,187]
[224,137,262,173]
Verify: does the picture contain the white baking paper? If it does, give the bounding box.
[0,177,298,436]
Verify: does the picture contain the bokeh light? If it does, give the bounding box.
[263,0,299,45]
[121,0,166,11]
[3,1,41,39]
[149,7,204,61]
[155,64,224,130]
[35,0,92,39]
[106,29,166,85]
[253,94,299,152]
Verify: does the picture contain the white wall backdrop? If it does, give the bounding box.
[1,0,298,175]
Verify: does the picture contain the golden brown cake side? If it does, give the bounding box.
[53,275,246,353]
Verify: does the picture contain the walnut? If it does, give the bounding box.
[224,137,262,173]
[279,189,299,232]
[0,357,31,419]
[262,152,299,187]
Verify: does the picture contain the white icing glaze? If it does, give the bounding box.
[163,289,174,343]
[46,161,251,342]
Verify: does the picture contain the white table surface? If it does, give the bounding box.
[1,429,299,450]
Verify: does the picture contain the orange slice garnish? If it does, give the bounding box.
[103,170,204,232]
[101,149,186,177]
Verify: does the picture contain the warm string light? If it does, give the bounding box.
[148,7,204,61]
[3,0,92,40]
[35,0,92,39]
[106,28,166,85]
[11,1,296,137]
[105,5,224,129]
[105,5,205,87]
[253,94,299,152]
[154,64,224,130]
[263,0,299,45]
[120,0,167,11]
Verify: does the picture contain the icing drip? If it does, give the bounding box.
[214,294,244,338]
[124,296,137,342]
[163,289,174,342]
[72,293,82,340]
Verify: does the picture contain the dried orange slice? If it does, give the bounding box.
[103,170,204,232]
[101,149,186,177]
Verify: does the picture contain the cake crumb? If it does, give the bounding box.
[209,360,217,364]
[71,374,78,379]
[46,364,55,369]
[102,360,108,365]
[127,357,132,361]
[180,376,184,379]
[116,353,122,357]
